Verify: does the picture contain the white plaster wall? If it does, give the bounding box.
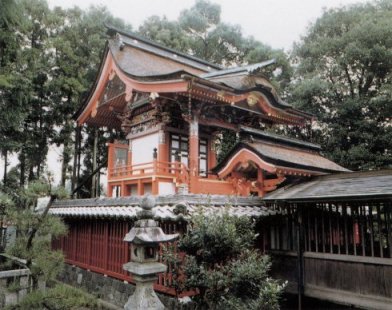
[131,133,159,165]
[159,182,176,195]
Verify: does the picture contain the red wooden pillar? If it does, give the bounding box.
[107,143,115,197]
[128,140,132,170]
[137,179,143,196]
[107,184,113,197]
[152,148,159,195]
[258,169,265,197]
[158,129,168,163]
[107,143,115,182]
[189,117,199,193]
[121,181,130,197]
[208,132,218,174]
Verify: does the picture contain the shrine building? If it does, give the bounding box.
[75,26,348,198]
[50,26,392,309]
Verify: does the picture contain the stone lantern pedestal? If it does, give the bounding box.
[123,196,178,310]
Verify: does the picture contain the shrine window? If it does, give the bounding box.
[170,134,189,167]
[169,134,208,176]
[114,146,128,167]
[199,139,208,177]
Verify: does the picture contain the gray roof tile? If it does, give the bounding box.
[50,194,273,220]
[263,170,392,201]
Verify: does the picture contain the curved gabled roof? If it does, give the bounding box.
[213,128,349,177]
[75,26,314,126]
[107,24,221,76]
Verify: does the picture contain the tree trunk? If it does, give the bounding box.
[91,128,98,198]
[71,126,81,195]
[2,150,7,186]
[20,151,26,186]
[28,165,34,182]
[61,122,72,187]
[25,194,56,290]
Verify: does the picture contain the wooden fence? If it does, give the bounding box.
[52,219,190,296]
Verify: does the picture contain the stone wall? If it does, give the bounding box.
[58,264,195,310]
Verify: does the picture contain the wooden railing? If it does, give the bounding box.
[109,160,189,185]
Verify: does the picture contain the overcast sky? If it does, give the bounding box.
[47,0,369,51]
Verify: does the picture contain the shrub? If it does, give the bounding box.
[176,213,285,309]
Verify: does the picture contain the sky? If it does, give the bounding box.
[47,0,369,51]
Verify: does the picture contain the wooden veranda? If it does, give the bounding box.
[262,170,392,310]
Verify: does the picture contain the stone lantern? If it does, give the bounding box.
[123,195,178,310]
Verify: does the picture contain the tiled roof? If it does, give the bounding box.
[200,60,276,78]
[263,170,392,202]
[239,126,322,151]
[246,140,348,173]
[49,195,276,221]
[213,130,349,175]
[109,39,206,78]
[107,25,221,71]
[108,25,221,78]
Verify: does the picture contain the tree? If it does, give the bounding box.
[138,15,189,53]
[0,0,25,186]
[48,5,131,188]
[290,0,392,170]
[5,180,68,288]
[1,177,100,309]
[174,213,285,309]
[139,0,292,77]
[178,0,244,65]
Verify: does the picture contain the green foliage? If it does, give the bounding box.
[216,130,237,164]
[139,15,189,52]
[6,283,98,310]
[180,213,255,265]
[291,0,392,170]
[0,0,129,190]
[6,208,66,284]
[139,0,291,74]
[4,180,68,290]
[179,0,244,65]
[177,214,285,309]
[222,276,286,310]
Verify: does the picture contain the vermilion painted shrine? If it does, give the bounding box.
[50,26,392,309]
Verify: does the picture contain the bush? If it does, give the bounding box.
[176,213,285,309]
[6,283,98,310]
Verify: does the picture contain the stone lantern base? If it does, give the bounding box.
[123,262,167,310]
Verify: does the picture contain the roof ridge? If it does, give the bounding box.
[240,126,322,151]
[105,23,222,70]
[201,59,276,78]
[317,169,392,180]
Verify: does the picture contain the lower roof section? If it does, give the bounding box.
[50,194,276,221]
[263,169,392,202]
[213,130,349,177]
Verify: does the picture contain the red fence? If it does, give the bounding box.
[52,219,190,296]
